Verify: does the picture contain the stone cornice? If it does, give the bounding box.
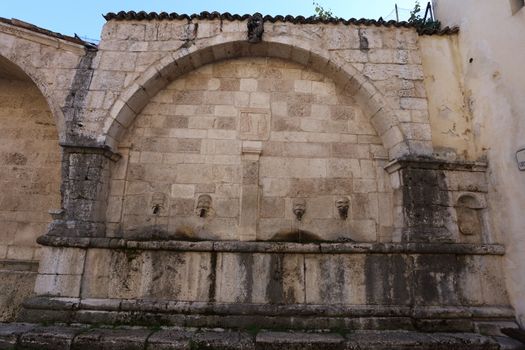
[36,235,505,255]
[385,156,488,174]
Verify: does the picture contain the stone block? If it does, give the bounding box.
[327,159,361,178]
[146,329,194,349]
[261,178,291,197]
[192,330,254,350]
[215,198,240,218]
[256,331,343,349]
[214,105,238,117]
[6,246,34,261]
[305,254,366,305]
[176,164,213,184]
[353,179,377,193]
[171,184,195,199]
[72,328,152,350]
[306,196,334,219]
[38,247,86,275]
[348,220,377,242]
[260,158,327,178]
[445,171,488,193]
[249,92,271,109]
[0,270,37,322]
[19,326,81,350]
[400,97,429,110]
[260,197,285,218]
[0,245,6,259]
[142,251,212,301]
[239,110,271,141]
[203,91,234,105]
[81,249,113,298]
[208,129,237,140]
[204,139,241,155]
[234,91,250,107]
[331,143,370,159]
[240,78,258,92]
[282,143,330,158]
[215,253,305,304]
[216,184,241,198]
[34,274,82,297]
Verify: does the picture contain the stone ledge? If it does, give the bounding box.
[60,143,122,161]
[36,236,506,255]
[23,297,517,318]
[0,260,38,272]
[0,324,523,350]
[385,156,488,174]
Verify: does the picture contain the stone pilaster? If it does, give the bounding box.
[385,157,488,243]
[239,141,262,241]
[45,145,120,238]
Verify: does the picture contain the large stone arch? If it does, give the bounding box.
[0,51,66,142]
[0,51,62,321]
[102,33,409,159]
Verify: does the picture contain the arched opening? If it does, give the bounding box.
[0,55,61,321]
[105,56,394,243]
[102,39,409,159]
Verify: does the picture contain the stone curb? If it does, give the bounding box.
[0,324,523,350]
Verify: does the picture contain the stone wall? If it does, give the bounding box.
[0,77,60,261]
[0,20,86,322]
[0,75,61,321]
[90,18,432,160]
[0,12,520,331]
[432,0,525,328]
[106,57,392,242]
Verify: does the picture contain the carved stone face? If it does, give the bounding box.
[335,197,350,219]
[196,194,212,218]
[292,199,306,221]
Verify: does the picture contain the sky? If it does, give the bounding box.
[0,0,418,41]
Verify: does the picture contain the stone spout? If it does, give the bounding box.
[336,197,350,220]
[196,194,212,218]
[293,199,306,221]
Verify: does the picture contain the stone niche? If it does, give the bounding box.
[106,57,392,243]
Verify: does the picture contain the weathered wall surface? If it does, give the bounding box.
[107,57,392,242]
[0,13,518,330]
[432,0,525,328]
[0,79,60,260]
[0,77,61,261]
[0,20,86,322]
[0,20,87,142]
[419,35,476,160]
[0,74,61,321]
[86,18,433,159]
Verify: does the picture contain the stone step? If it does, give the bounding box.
[0,323,524,350]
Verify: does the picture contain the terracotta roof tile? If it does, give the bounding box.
[103,11,459,35]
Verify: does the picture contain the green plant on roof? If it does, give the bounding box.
[313,1,338,20]
[408,1,441,31]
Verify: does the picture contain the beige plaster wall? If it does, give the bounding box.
[433,0,525,327]
[106,57,392,242]
[419,35,477,160]
[0,77,61,261]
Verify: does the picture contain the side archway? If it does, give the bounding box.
[0,53,62,321]
[0,51,67,142]
[102,34,409,160]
